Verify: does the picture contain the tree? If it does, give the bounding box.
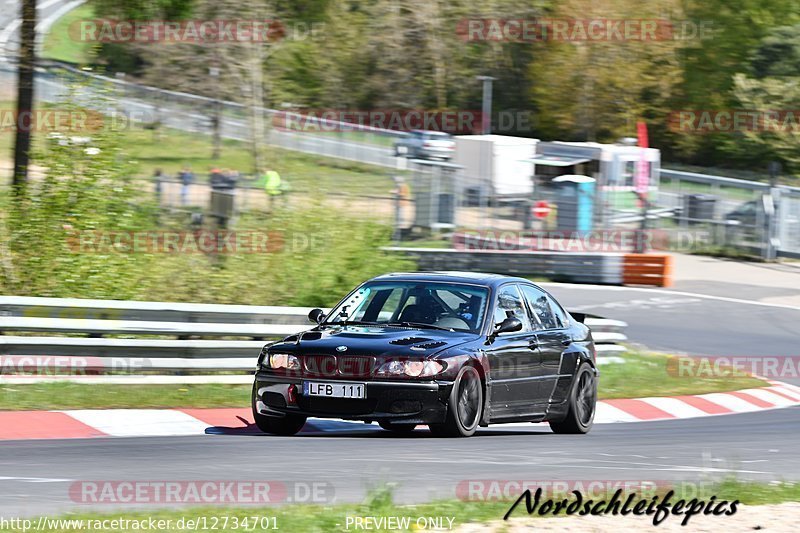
[679,0,800,108]
[749,24,800,78]
[130,0,288,167]
[732,74,800,170]
[12,0,37,194]
[730,24,800,172]
[670,0,800,165]
[529,0,685,142]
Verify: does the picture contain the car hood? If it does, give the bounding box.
[270,325,477,358]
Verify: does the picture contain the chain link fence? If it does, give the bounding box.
[7,62,800,258]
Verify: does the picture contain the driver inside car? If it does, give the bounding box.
[397,289,438,324]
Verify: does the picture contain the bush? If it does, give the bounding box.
[116,204,415,306]
[1,147,412,306]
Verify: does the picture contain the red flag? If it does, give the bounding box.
[637,121,649,148]
[635,121,649,195]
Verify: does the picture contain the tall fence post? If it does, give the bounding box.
[763,188,781,261]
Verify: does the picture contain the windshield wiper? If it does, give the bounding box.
[384,321,453,331]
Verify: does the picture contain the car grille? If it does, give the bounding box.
[337,356,375,378]
[303,355,337,377]
[302,355,375,378]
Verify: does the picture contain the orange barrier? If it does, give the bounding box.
[622,254,673,287]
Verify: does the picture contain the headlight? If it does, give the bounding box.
[376,359,445,377]
[258,345,270,366]
[268,353,300,370]
[405,361,424,377]
[421,360,445,376]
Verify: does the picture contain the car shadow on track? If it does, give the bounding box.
[203,417,554,438]
[264,429,554,438]
[204,416,261,436]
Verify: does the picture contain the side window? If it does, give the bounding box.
[520,285,560,330]
[548,298,569,328]
[492,285,531,332]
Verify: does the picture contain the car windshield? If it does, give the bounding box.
[422,132,450,140]
[325,281,489,333]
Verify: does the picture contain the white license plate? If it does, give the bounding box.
[303,381,366,399]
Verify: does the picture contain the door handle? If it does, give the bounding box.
[528,340,539,350]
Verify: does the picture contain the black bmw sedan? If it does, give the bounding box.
[252,272,597,437]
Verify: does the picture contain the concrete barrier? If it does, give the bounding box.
[384,247,673,287]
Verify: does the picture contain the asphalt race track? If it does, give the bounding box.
[543,283,800,386]
[1,407,798,517]
[0,284,798,517]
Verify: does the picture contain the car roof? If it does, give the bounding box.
[370,271,533,288]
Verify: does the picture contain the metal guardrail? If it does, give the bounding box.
[659,169,800,194]
[0,297,629,382]
[0,317,300,337]
[0,296,310,324]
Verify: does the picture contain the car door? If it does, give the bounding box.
[485,284,544,420]
[519,284,572,403]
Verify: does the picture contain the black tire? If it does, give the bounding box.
[549,362,596,434]
[429,365,483,437]
[378,421,417,434]
[251,385,307,436]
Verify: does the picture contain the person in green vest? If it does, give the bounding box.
[263,169,283,211]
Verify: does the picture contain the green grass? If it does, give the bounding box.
[392,238,452,249]
[0,102,13,163]
[0,351,767,410]
[8,498,510,533]
[712,479,800,505]
[120,127,395,195]
[0,100,396,195]
[0,383,251,410]
[659,178,757,202]
[41,4,97,64]
[298,129,399,149]
[599,350,766,399]
[7,480,799,532]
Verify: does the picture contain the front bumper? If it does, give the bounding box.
[419,148,453,159]
[253,372,452,424]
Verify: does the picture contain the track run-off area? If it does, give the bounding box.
[1,282,799,517]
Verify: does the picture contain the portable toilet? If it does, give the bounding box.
[552,175,595,232]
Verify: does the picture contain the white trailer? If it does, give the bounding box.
[453,134,538,199]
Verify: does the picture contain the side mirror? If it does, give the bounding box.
[492,316,523,338]
[308,308,326,324]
